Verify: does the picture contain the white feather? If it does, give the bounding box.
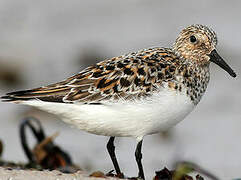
[20,87,194,141]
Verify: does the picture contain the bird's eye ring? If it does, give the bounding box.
[190,35,197,43]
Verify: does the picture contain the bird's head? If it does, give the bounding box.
[173,24,236,77]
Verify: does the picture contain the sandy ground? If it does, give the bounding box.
[0,167,124,180]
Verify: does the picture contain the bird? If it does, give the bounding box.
[1,24,236,179]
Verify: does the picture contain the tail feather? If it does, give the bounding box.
[1,87,70,103]
[1,94,34,102]
[1,89,40,102]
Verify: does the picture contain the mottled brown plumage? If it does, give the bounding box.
[1,24,236,105]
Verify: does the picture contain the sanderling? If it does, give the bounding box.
[1,24,236,179]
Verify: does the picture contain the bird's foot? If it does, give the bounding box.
[127,177,144,180]
[106,169,125,179]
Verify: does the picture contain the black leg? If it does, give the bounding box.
[135,140,145,180]
[107,136,122,175]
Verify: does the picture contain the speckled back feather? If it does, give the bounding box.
[4,48,184,103]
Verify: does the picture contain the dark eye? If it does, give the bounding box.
[190,35,197,43]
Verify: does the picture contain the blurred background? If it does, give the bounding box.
[0,0,240,179]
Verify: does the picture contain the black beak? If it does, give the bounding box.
[208,49,236,78]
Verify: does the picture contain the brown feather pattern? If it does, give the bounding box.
[1,43,211,105]
[2,47,182,103]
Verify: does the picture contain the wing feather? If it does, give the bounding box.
[1,47,179,104]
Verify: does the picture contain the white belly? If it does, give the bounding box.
[21,88,195,141]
